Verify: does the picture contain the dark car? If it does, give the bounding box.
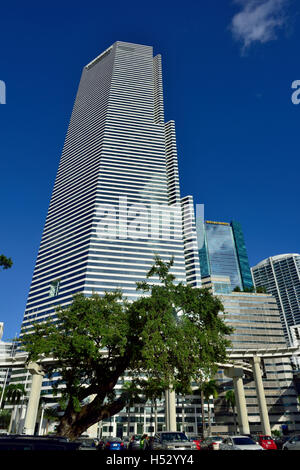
[74,437,98,450]
[101,437,125,451]
[0,435,80,451]
[122,436,130,449]
[274,435,290,450]
[128,434,142,450]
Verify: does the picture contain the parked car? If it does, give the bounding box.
[257,435,277,450]
[219,435,264,451]
[0,435,81,451]
[74,437,98,450]
[151,432,198,450]
[200,436,224,451]
[282,434,300,450]
[101,437,125,451]
[274,435,290,450]
[122,436,130,449]
[189,436,202,450]
[128,434,142,450]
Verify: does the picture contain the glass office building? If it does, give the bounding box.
[198,220,253,292]
[252,254,300,346]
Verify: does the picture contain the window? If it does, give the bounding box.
[49,280,60,298]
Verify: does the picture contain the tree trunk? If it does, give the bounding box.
[207,402,211,437]
[233,405,237,434]
[127,404,131,436]
[200,390,205,438]
[154,400,158,433]
[182,395,185,433]
[56,395,127,440]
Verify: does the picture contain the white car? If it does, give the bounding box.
[219,435,264,450]
[282,435,300,450]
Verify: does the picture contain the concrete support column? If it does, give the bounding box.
[165,389,176,431]
[251,356,271,436]
[226,367,250,435]
[87,394,98,438]
[23,363,44,435]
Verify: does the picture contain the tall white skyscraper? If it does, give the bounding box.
[252,254,300,346]
[15,44,201,416]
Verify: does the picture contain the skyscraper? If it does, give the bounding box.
[15,43,201,415]
[212,290,299,434]
[20,42,192,337]
[198,220,253,291]
[252,254,300,346]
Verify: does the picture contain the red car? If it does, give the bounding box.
[189,436,202,450]
[258,435,277,450]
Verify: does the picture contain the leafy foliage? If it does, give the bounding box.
[0,410,11,429]
[0,255,13,270]
[20,256,233,439]
[2,384,25,406]
[256,286,267,294]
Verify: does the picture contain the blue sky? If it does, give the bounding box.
[0,0,299,340]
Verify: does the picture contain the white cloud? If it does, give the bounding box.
[230,0,289,51]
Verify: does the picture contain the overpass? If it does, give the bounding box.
[1,346,299,436]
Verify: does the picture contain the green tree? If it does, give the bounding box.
[20,256,233,440]
[225,389,237,433]
[141,378,167,434]
[0,410,11,429]
[43,406,60,435]
[4,383,26,433]
[243,286,255,293]
[233,286,241,292]
[122,381,143,436]
[0,255,13,270]
[256,286,267,294]
[201,379,219,436]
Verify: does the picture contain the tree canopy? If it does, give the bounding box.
[0,255,13,270]
[20,256,233,440]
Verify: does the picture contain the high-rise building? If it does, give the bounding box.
[210,287,299,434]
[198,220,253,291]
[13,42,202,433]
[20,41,196,341]
[252,254,300,346]
[196,223,299,433]
[0,323,13,403]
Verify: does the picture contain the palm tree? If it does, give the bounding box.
[43,407,60,435]
[123,381,142,436]
[225,389,237,433]
[0,410,11,430]
[143,380,166,434]
[4,383,26,433]
[201,380,219,437]
[193,381,206,438]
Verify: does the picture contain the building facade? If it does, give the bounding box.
[198,220,253,292]
[0,323,14,406]
[13,42,203,434]
[202,279,300,434]
[252,254,300,346]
